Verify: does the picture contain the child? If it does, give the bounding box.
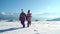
[26,10,32,27]
[19,9,26,28]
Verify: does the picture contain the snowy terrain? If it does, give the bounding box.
[0,21,60,34]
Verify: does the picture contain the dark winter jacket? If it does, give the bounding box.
[19,12,26,21]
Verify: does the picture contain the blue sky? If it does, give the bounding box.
[0,0,60,20]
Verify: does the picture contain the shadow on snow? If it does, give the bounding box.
[0,27,24,33]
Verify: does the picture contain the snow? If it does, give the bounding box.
[0,21,60,34]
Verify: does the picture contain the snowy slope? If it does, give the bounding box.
[0,21,60,34]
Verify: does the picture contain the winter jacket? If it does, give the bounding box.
[26,13,31,21]
[19,13,26,21]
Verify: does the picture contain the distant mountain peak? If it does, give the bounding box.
[47,18,60,21]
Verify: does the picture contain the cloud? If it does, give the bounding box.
[1,12,6,15]
[10,13,14,15]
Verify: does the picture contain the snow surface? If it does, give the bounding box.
[0,21,60,34]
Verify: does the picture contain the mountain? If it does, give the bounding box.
[47,18,60,21]
[0,13,45,21]
[0,13,19,21]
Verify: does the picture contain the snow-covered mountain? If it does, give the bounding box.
[47,18,60,21]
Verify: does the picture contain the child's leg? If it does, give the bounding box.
[27,21,29,27]
[27,21,31,27]
[21,21,25,28]
[29,21,31,25]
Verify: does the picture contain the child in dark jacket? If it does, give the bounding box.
[19,9,26,28]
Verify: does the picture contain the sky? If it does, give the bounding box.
[0,0,60,20]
